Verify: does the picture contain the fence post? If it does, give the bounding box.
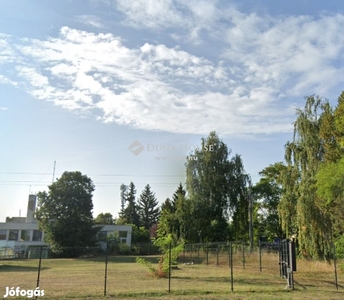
[279,241,282,277]
[104,242,108,296]
[228,244,230,268]
[206,244,208,266]
[216,246,219,266]
[259,240,262,272]
[242,241,245,270]
[333,243,338,290]
[189,244,193,262]
[168,242,172,293]
[230,242,233,292]
[36,246,43,299]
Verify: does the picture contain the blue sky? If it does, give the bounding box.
[1,0,344,221]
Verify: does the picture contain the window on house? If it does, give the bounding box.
[0,229,6,240]
[98,231,107,241]
[119,231,127,238]
[9,230,19,241]
[20,230,31,241]
[32,230,42,241]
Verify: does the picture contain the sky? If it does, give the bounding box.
[1,0,344,222]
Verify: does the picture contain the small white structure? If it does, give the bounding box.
[0,194,132,254]
[0,195,45,251]
[98,224,132,245]
[97,224,132,251]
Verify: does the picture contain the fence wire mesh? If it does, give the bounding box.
[0,242,342,298]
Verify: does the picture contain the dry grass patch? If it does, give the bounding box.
[0,253,343,299]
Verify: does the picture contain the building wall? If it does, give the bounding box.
[0,222,133,249]
[0,222,45,249]
[5,217,27,223]
[98,224,132,246]
[26,194,37,223]
[0,194,133,251]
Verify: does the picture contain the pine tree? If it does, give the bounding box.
[137,184,160,230]
[122,182,140,227]
[172,183,186,205]
[119,184,127,219]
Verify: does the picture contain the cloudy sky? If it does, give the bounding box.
[1,0,344,221]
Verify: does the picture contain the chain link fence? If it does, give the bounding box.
[0,242,342,298]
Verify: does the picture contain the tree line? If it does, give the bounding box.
[35,91,344,259]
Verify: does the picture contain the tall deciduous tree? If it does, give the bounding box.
[253,162,285,241]
[186,131,233,242]
[36,171,100,257]
[281,95,332,259]
[157,183,191,243]
[137,184,160,230]
[157,198,177,243]
[228,154,250,241]
[94,212,115,225]
[316,91,344,239]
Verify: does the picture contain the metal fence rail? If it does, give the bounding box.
[0,242,342,298]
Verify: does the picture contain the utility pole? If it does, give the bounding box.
[52,161,56,184]
[248,177,253,252]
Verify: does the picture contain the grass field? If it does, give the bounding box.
[0,251,343,299]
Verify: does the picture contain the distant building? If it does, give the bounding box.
[0,195,45,251]
[97,224,132,251]
[0,194,132,253]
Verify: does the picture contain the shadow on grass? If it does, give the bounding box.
[78,255,161,264]
[173,275,285,287]
[293,280,308,289]
[0,265,50,272]
[321,280,344,289]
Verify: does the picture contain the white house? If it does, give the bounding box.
[0,195,45,252]
[0,194,132,256]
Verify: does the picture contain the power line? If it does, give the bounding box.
[0,182,185,186]
[0,172,187,177]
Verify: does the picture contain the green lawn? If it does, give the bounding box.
[0,252,343,299]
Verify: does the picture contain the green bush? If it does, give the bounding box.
[136,234,184,278]
[136,257,164,278]
[118,243,131,254]
[335,234,344,259]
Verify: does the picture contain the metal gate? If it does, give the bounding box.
[279,239,297,289]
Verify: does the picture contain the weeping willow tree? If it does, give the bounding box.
[278,163,298,238]
[316,91,344,240]
[280,95,332,259]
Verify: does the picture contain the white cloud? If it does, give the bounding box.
[115,0,219,44]
[0,75,17,86]
[75,15,105,29]
[0,106,8,111]
[115,0,188,30]
[16,66,49,88]
[206,13,344,114]
[1,4,344,137]
[0,36,17,64]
